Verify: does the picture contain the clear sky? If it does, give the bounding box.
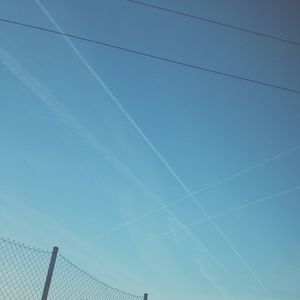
[0,0,300,299]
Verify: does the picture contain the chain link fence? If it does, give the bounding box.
[0,237,146,300]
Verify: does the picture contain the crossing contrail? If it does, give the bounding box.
[34,0,229,271]
[35,0,269,291]
[194,259,227,298]
[0,47,161,201]
[93,144,300,237]
[149,185,300,240]
[193,145,300,195]
[0,45,222,291]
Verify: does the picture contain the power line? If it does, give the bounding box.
[0,17,299,95]
[128,0,300,47]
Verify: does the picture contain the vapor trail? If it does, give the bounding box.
[1,35,225,291]
[0,46,203,289]
[193,145,300,195]
[149,185,300,240]
[35,0,268,291]
[0,47,158,199]
[93,144,300,236]
[95,201,173,239]
[194,259,227,298]
[34,0,229,280]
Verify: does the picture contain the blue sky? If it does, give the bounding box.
[0,0,300,299]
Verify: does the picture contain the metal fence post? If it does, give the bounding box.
[143,293,148,300]
[41,246,58,300]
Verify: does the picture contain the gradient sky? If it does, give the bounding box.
[1,0,300,299]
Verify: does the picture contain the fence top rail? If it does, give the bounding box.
[0,236,52,254]
[58,254,143,299]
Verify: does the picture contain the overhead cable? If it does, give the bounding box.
[128,0,300,47]
[0,17,299,94]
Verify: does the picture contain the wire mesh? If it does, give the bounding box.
[0,237,145,300]
[48,254,144,300]
[0,237,51,300]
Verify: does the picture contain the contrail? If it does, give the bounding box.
[95,201,173,239]
[97,161,229,272]
[194,258,227,298]
[93,144,300,236]
[34,0,231,281]
[166,210,229,273]
[35,1,268,291]
[0,48,108,157]
[149,185,300,240]
[193,145,300,195]
[1,43,226,281]
[0,46,222,289]
[0,47,158,199]
[94,196,184,239]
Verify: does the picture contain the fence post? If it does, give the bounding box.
[143,293,148,300]
[41,246,58,300]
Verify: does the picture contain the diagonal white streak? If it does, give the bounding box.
[192,145,300,195]
[35,0,268,292]
[149,185,300,240]
[94,144,300,237]
[1,19,228,295]
[95,201,173,239]
[33,0,232,282]
[0,47,159,200]
[1,38,226,284]
[0,44,224,292]
[194,258,227,298]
